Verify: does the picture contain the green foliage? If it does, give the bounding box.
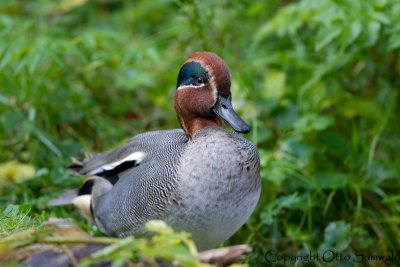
[0,205,45,235]
[80,220,204,267]
[1,0,399,266]
[0,220,216,266]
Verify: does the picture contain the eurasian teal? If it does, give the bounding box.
[71,52,261,251]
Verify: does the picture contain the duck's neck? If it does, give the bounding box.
[179,116,223,139]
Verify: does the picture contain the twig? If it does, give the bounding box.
[60,245,79,267]
[198,244,251,266]
[38,236,119,245]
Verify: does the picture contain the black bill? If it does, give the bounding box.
[212,95,251,134]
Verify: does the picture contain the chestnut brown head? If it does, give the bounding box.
[174,52,250,138]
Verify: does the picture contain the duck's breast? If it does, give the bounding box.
[173,127,261,250]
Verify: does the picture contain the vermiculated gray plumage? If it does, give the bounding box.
[74,127,260,250]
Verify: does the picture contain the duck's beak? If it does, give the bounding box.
[212,96,251,134]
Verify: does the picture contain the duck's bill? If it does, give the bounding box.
[212,96,251,134]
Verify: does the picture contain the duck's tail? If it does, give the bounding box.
[68,153,99,174]
[48,176,113,223]
[47,189,79,206]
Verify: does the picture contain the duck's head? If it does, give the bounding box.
[174,52,250,139]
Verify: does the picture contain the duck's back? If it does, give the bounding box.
[88,129,188,236]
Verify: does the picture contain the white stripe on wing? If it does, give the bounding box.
[88,151,146,175]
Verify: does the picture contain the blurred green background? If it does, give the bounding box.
[0,0,399,266]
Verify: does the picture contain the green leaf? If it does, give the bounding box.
[315,25,342,51]
[32,129,62,158]
[0,161,35,183]
[347,20,363,45]
[294,114,334,134]
[281,137,314,169]
[371,11,391,25]
[275,193,303,209]
[388,33,400,50]
[262,70,286,100]
[364,21,381,46]
[319,221,352,252]
[338,98,381,119]
[254,4,302,42]
[314,172,348,189]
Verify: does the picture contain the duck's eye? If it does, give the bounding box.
[197,77,204,84]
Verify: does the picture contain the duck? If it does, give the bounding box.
[69,52,261,251]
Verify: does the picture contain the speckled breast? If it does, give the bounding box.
[171,127,261,250]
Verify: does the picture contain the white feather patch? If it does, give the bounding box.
[88,151,146,175]
[176,84,206,91]
[72,195,92,222]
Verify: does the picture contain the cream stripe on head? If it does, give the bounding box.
[208,72,218,103]
[176,83,206,91]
